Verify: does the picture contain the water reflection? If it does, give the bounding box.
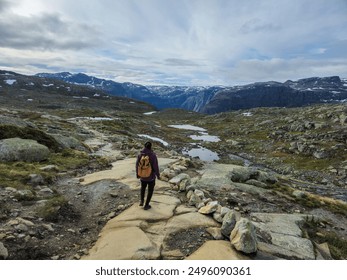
[183,146,220,162]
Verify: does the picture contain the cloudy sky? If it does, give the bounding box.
[0,0,347,85]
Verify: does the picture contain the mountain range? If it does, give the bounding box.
[36,72,347,113]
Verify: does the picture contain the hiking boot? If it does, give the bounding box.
[139,202,144,206]
[143,205,151,210]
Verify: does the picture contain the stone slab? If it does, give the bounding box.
[186,240,250,260]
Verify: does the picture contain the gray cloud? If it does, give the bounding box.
[164,58,201,67]
[0,0,11,12]
[1,0,347,86]
[240,18,281,34]
[0,10,101,50]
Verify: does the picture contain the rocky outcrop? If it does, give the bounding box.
[0,138,50,162]
[230,218,257,254]
[251,213,316,259]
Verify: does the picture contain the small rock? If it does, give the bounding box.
[186,190,194,200]
[5,187,17,193]
[42,224,55,232]
[198,201,219,214]
[28,174,45,186]
[213,212,224,223]
[188,193,202,207]
[206,227,224,240]
[292,190,307,199]
[40,165,59,172]
[14,224,29,232]
[0,242,9,259]
[117,205,125,211]
[194,189,205,199]
[38,187,54,197]
[109,190,119,198]
[220,207,231,217]
[107,212,116,219]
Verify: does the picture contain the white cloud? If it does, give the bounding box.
[0,0,347,85]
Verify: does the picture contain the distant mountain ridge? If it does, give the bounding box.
[1,71,339,114]
[36,72,224,112]
[201,76,347,114]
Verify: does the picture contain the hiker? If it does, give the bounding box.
[136,141,160,210]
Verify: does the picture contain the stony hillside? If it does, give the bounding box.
[0,73,346,260]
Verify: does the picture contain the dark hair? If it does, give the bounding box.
[144,141,152,149]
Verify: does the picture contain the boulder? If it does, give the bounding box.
[50,134,86,151]
[230,218,257,254]
[169,173,191,185]
[0,242,8,260]
[221,210,238,237]
[251,213,316,259]
[230,166,258,183]
[0,138,50,162]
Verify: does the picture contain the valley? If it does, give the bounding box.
[0,70,346,260]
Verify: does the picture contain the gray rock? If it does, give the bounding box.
[221,210,238,237]
[188,193,201,207]
[50,134,86,151]
[178,179,190,192]
[194,189,205,199]
[220,207,231,217]
[257,171,278,184]
[198,201,219,214]
[251,213,315,259]
[169,173,191,185]
[245,179,267,188]
[213,212,224,223]
[38,187,54,198]
[39,165,59,172]
[206,227,224,240]
[230,166,258,183]
[0,138,50,162]
[230,218,257,254]
[313,150,329,159]
[28,174,45,186]
[0,242,8,259]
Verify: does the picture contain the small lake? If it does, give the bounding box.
[183,146,220,161]
[169,124,220,161]
[189,133,220,142]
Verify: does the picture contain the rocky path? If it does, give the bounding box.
[77,153,340,260]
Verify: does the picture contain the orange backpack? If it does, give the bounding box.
[137,154,152,178]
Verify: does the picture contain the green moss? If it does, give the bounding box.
[36,195,68,221]
[48,149,89,171]
[0,149,92,190]
[0,162,53,189]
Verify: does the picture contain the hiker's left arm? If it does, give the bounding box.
[153,156,160,179]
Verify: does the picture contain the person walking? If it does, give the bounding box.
[136,141,160,210]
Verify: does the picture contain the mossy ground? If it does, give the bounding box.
[0,149,108,190]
